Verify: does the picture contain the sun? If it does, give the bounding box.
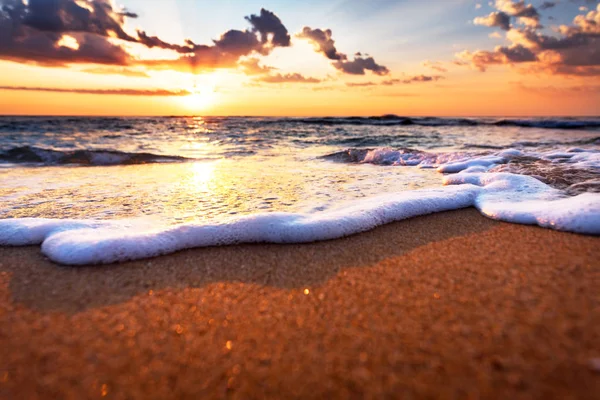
[182,87,216,111]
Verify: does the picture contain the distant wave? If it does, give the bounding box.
[0,146,196,166]
[274,115,600,130]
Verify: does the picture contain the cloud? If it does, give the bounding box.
[237,58,275,75]
[345,81,377,87]
[245,8,291,47]
[297,27,346,60]
[422,61,448,73]
[0,85,191,96]
[0,26,132,67]
[494,0,542,28]
[456,44,537,71]
[459,3,600,75]
[333,56,389,75]
[212,29,262,57]
[569,4,600,34]
[345,75,445,87]
[474,11,511,30]
[382,75,445,85]
[0,1,293,74]
[256,73,321,83]
[297,26,389,75]
[81,67,149,77]
[136,31,195,54]
[22,0,137,42]
[136,9,295,73]
[539,2,557,10]
[0,0,135,66]
[0,1,393,83]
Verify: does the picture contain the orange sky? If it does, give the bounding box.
[0,0,598,116]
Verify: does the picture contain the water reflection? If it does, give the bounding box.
[0,156,440,222]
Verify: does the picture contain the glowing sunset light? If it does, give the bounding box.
[181,87,217,111]
[0,0,597,116]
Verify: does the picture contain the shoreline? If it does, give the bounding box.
[1,208,599,398]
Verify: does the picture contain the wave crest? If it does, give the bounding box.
[0,146,196,166]
[275,116,600,130]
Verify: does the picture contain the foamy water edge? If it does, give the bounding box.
[1,147,599,265]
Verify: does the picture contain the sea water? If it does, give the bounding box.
[0,116,598,264]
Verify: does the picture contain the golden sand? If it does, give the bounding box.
[0,209,598,399]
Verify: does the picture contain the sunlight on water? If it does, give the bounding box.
[0,116,598,224]
[0,157,441,222]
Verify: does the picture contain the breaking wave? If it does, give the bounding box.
[1,145,599,265]
[322,147,600,194]
[0,146,196,166]
[0,171,598,265]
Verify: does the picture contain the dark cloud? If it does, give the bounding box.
[137,9,292,72]
[212,29,262,57]
[0,1,295,74]
[539,2,556,10]
[297,26,389,75]
[134,9,293,73]
[0,8,132,67]
[457,44,537,71]
[333,56,389,75]
[0,85,190,96]
[474,11,512,30]
[297,27,346,60]
[257,73,321,84]
[136,31,195,54]
[119,10,138,19]
[0,0,133,66]
[22,0,137,42]
[473,0,542,30]
[245,8,291,47]
[498,43,538,61]
[0,1,390,82]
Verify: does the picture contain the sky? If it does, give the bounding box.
[0,0,598,116]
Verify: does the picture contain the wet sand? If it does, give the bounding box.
[0,208,598,399]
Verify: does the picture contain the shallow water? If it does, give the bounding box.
[0,116,598,264]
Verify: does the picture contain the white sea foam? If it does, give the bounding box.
[1,147,599,265]
[0,168,599,265]
[350,147,600,172]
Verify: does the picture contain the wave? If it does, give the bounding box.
[0,145,598,265]
[273,116,600,130]
[0,146,196,166]
[321,147,600,192]
[322,147,600,168]
[0,171,598,265]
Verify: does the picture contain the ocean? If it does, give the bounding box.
[0,115,599,265]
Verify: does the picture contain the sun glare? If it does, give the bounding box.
[181,85,217,112]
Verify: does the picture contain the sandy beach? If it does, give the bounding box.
[0,208,598,399]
